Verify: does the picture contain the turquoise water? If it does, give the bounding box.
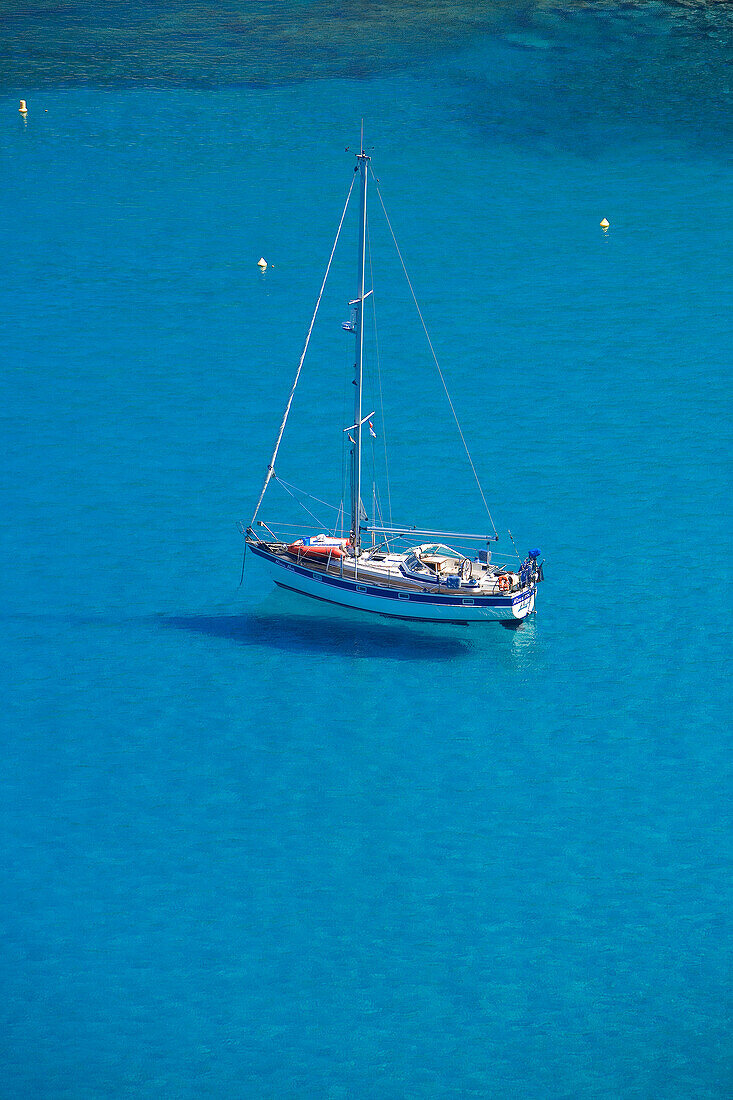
[3,4,732,1097]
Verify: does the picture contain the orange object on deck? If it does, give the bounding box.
[287,541,346,561]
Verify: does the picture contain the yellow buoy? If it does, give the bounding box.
[19,99,27,114]
[257,257,267,270]
[600,218,610,230]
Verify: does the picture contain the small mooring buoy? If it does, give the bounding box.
[19,99,27,115]
[257,257,267,270]
[600,218,610,231]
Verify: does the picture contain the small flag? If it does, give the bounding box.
[368,420,377,438]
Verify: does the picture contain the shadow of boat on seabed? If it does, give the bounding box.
[160,610,475,660]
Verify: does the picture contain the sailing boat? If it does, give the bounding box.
[244,139,543,624]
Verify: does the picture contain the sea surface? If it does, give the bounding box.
[2,2,732,1097]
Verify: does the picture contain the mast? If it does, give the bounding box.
[350,133,369,553]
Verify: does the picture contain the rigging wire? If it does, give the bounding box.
[507,529,522,563]
[366,218,393,531]
[370,167,498,539]
[249,173,356,528]
[373,477,386,538]
[273,476,327,530]
[273,477,342,514]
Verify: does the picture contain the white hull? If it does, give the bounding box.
[248,544,536,623]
